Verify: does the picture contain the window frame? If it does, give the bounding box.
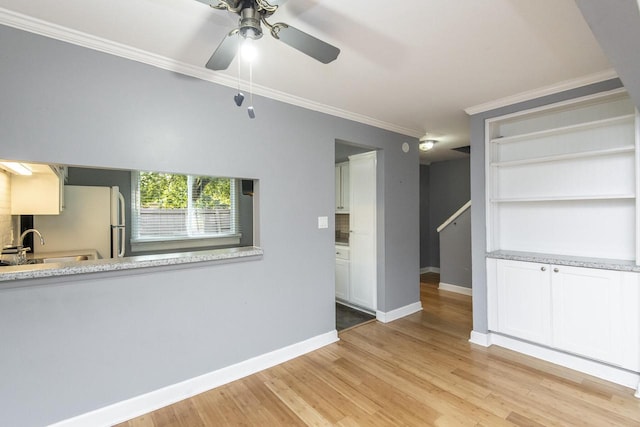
[130,171,241,253]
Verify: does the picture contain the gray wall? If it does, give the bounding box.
[469,78,624,334]
[439,208,471,288]
[0,26,419,426]
[419,165,431,268]
[419,158,470,269]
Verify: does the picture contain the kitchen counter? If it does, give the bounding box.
[0,246,263,284]
[487,250,640,272]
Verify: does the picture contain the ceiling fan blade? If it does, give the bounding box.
[274,25,340,64]
[206,31,240,70]
[195,0,237,8]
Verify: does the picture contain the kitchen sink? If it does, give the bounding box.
[41,255,91,264]
[1,254,93,266]
[25,255,92,264]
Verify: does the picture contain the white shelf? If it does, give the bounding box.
[490,114,635,145]
[486,91,637,263]
[491,194,636,203]
[491,146,635,168]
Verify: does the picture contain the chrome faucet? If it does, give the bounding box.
[19,228,45,248]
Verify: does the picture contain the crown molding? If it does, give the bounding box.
[0,8,421,138]
[464,69,619,116]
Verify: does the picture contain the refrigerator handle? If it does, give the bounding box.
[118,192,125,258]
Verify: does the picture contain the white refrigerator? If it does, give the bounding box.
[34,185,126,259]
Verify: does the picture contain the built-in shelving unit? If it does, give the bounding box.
[486,89,639,262]
[485,88,640,395]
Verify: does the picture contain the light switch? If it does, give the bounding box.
[318,216,329,229]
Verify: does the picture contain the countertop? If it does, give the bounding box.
[487,250,640,272]
[0,246,263,283]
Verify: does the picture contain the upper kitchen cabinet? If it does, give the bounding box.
[486,89,639,262]
[335,161,350,212]
[8,163,66,215]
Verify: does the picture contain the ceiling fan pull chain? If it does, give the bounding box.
[248,61,256,118]
[234,39,245,107]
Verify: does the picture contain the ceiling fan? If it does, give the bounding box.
[196,0,340,70]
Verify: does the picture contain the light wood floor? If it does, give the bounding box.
[117,273,640,426]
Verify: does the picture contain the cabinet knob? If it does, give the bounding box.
[541,266,546,271]
[553,268,559,273]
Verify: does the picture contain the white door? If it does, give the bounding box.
[348,151,376,310]
[496,259,552,345]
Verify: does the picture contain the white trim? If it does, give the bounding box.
[130,235,241,253]
[464,69,619,115]
[0,8,421,138]
[437,201,471,233]
[438,282,472,296]
[636,109,640,266]
[49,330,339,427]
[420,267,440,274]
[376,302,423,323]
[469,330,492,347]
[472,332,640,395]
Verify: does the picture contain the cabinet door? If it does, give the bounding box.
[495,259,552,345]
[340,163,349,212]
[11,173,62,215]
[335,165,343,211]
[335,258,350,301]
[551,265,637,369]
[335,163,350,212]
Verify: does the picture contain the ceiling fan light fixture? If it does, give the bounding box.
[419,139,437,151]
[240,38,258,62]
[201,0,340,71]
[239,7,263,40]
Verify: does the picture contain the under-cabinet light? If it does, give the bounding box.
[0,162,32,176]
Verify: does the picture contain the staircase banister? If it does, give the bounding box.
[437,201,471,233]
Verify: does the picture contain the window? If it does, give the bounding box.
[131,171,240,252]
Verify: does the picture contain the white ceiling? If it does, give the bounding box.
[0,0,615,163]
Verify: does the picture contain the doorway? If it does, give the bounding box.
[334,140,378,330]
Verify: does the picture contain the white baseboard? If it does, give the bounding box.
[469,330,492,347]
[420,267,440,274]
[376,301,423,323]
[470,331,640,394]
[439,282,472,296]
[50,330,339,427]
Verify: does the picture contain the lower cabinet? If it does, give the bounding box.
[494,259,552,345]
[335,246,350,301]
[488,258,640,371]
